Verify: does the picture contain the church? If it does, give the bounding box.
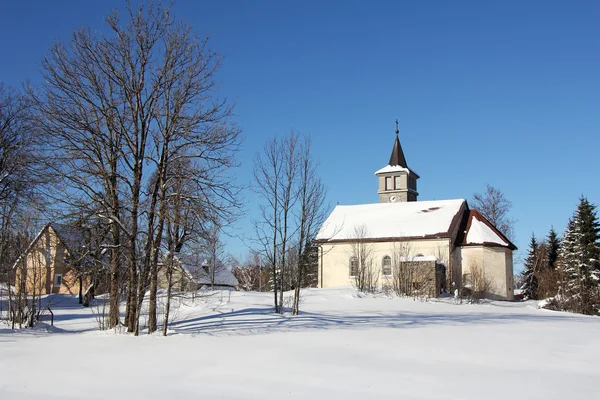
[315,125,516,300]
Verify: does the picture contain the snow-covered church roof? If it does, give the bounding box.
[374,164,412,175]
[460,210,516,249]
[316,199,467,242]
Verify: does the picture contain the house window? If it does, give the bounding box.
[54,274,63,287]
[382,256,392,276]
[44,247,52,261]
[463,273,472,287]
[349,257,358,277]
[385,177,392,191]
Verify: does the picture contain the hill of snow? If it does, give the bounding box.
[1,288,599,399]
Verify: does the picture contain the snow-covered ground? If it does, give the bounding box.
[1,288,599,399]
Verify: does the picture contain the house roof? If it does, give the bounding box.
[315,199,467,243]
[11,222,103,270]
[50,223,85,256]
[11,223,53,269]
[172,253,239,287]
[458,210,517,250]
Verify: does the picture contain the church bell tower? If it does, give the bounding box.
[375,121,419,203]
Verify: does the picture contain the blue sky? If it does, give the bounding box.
[2,1,599,269]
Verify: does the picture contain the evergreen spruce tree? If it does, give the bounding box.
[521,233,539,299]
[302,241,319,288]
[546,226,561,271]
[557,197,600,315]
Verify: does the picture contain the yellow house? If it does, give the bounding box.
[315,126,516,300]
[12,223,91,296]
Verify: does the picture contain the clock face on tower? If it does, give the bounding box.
[389,195,397,203]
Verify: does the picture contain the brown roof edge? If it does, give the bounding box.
[447,200,468,244]
[10,223,53,270]
[315,234,452,245]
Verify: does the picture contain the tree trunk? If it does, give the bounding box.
[78,275,83,304]
[162,266,173,336]
[126,233,138,332]
[108,219,121,329]
[273,265,278,313]
[147,216,165,334]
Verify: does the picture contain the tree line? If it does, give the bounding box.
[521,196,600,315]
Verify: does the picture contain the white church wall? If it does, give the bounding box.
[460,246,513,300]
[318,238,451,289]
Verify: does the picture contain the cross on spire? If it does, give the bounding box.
[395,119,399,135]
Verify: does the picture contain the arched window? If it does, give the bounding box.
[349,257,358,277]
[382,256,392,276]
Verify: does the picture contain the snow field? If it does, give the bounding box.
[1,288,599,399]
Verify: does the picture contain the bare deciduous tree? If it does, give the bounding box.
[231,252,270,292]
[291,137,327,315]
[253,134,295,313]
[254,132,327,314]
[462,262,496,302]
[30,2,240,334]
[390,242,413,296]
[349,225,378,293]
[471,185,515,241]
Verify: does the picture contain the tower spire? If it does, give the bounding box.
[388,120,408,168]
[375,120,419,202]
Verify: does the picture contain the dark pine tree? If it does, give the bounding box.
[521,233,539,300]
[546,226,561,271]
[300,240,319,288]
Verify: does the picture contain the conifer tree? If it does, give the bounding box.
[557,197,600,315]
[521,233,539,299]
[546,226,561,271]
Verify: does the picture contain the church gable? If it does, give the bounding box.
[457,210,516,250]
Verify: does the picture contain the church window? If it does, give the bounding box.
[385,177,392,191]
[395,176,401,189]
[349,257,358,277]
[382,256,392,276]
[54,274,62,287]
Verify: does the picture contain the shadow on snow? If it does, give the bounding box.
[170,306,598,337]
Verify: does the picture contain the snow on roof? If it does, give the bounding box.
[374,165,411,175]
[399,255,438,262]
[316,199,466,242]
[465,216,509,247]
[174,254,239,287]
[399,255,447,266]
[50,223,85,252]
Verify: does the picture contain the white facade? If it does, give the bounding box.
[318,238,452,289]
